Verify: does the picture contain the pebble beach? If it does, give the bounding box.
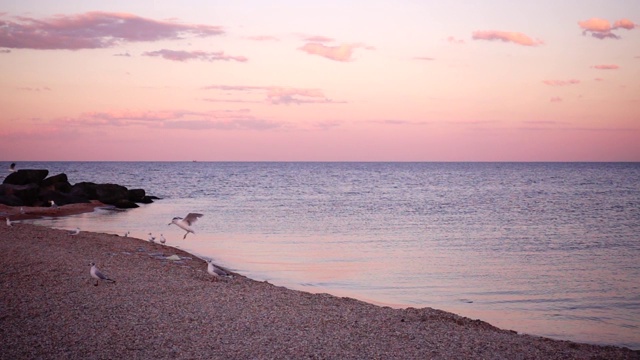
[1,212,638,359]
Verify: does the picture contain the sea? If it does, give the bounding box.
[11,162,640,350]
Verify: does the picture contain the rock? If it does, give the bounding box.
[138,196,154,204]
[3,169,49,186]
[0,183,40,206]
[96,183,129,205]
[0,194,24,206]
[113,199,139,209]
[40,190,91,206]
[41,173,72,193]
[69,182,98,199]
[128,189,146,202]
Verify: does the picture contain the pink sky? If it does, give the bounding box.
[1,1,639,161]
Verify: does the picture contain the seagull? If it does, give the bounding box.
[124,231,130,237]
[9,163,16,172]
[168,213,203,239]
[49,200,58,209]
[148,233,156,243]
[89,262,115,286]
[159,234,166,244]
[69,227,80,235]
[20,207,26,215]
[6,217,12,227]
[207,259,230,281]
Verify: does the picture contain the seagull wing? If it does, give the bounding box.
[184,213,203,226]
[95,268,114,282]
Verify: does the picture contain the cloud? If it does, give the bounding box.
[204,84,345,105]
[413,56,435,61]
[593,64,619,70]
[142,49,247,62]
[446,36,465,44]
[298,42,369,62]
[613,18,636,30]
[17,86,52,91]
[542,79,580,86]
[113,52,131,57]
[472,30,543,46]
[0,49,11,53]
[303,35,335,43]
[550,97,563,103]
[245,35,279,41]
[578,17,636,39]
[53,109,280,131]
[0,12,224,50]
[266,87,330,105]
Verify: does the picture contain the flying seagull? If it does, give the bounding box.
[89,262,115,286]
[168,213,203,239]
[207,259,230,281]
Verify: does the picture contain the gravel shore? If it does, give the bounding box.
[1,222,637,359]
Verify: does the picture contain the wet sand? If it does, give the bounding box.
[0,217,638,359]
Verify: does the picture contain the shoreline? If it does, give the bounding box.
[0,201,108,221]
[1,221,637,359]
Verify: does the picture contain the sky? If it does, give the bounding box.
[1,1,639,161]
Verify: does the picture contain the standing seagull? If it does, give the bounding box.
[89,262,115,286]
[6,217,12,227]
[159,234,166,244]
[49,200,58,210]
[148,233,156,243]
[9,163,16,172]
[69,227,80,235]
[168,213,203,239]
[207,259,229,281]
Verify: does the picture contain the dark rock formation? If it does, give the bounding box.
[3,170,49,186]
[0,169,157,209]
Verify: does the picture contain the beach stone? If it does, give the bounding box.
[69,182,98,199]
[138,196,154,204]
[96,183,128,205]
[0,183,40,206]
[40,190,91,206]
[3,169,49,186]
[0,194,24,206]
[41,173,72,193]
[112,199,139,209]
[127,188,146,202]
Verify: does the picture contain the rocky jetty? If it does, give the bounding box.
[1,169,157,209]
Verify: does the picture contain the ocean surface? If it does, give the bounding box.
[12,162,640,349]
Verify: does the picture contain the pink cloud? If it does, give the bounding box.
[17,86,52,91]
[204,84,345,105]
[614,18,636,30]
[550,97,563,103]
[542,79,580,86]
[593,64,619,70]
[579,17,636,39]
[54,109,280,131]
[303,35,335,42]
[246,35,279,41]
[413,56,435,61]
[446,36,465,44]
[143,49,247,62]
[298,43,370,62]
[0,12,224,50]
[472,30,543,46]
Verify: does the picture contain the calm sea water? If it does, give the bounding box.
[13,162,640,349]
